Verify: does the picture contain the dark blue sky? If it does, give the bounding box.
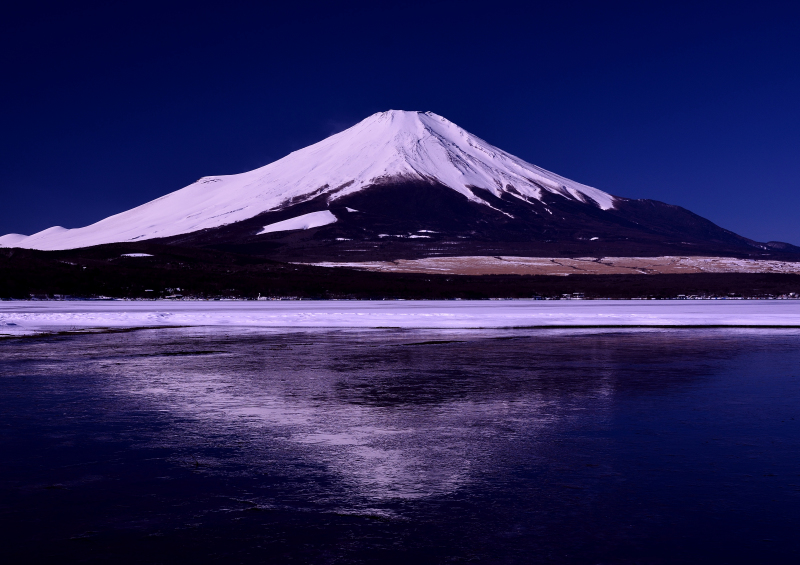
[3,0,799,244]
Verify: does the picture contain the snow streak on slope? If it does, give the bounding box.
[258,210,337,234]
[2,110,617,251]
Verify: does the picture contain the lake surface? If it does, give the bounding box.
[2,327,799,563]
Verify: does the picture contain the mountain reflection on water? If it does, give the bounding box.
[2,328,800,564]
[110,329,623,502]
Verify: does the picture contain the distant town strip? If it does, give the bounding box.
[301,256,800,276]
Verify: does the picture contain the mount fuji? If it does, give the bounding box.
[2,110,797,261]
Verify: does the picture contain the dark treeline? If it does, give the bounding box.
[2,244,800,300]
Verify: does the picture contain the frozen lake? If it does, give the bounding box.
[2,326,799,563]
[2,299,800,337]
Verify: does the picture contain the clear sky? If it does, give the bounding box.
[3,0,799,244]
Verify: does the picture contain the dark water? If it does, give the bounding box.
[1,328,799,564]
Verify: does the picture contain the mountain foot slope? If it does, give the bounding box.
[163,178,798,261]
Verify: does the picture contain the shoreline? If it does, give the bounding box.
[3,300,800,337]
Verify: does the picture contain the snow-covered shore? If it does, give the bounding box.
[2,300,800,337]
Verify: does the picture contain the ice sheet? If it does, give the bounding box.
[2,300,800,337]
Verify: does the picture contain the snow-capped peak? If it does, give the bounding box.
[318,110,616,212]
[2,110,616,251]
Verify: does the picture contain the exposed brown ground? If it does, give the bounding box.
[304,256,800,276]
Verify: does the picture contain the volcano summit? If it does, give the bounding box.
[2,110,797,261]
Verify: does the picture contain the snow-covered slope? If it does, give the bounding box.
[0,233,28,247]
[258,210,337,234]
[2,110,617,251]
